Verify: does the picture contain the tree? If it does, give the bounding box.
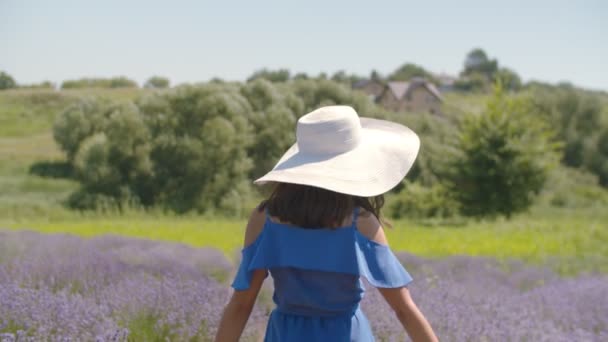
[453,72,489,92]
[462,48,498,79]
[241,79,297,178]
[0,71,17,89]
[531,86,607,186]
[139,84,255,214]
[587,126,608,187]
[532,87,603,167]
[53,97,113,161]
[293,72,309,80]
[447,84,560,218]
[370,70,382,82]
[290,79,376,115]
[389,63,435,82]
[494,68,522,91]
[20,81,55,89]
[330,70,364,84]
[144,76,170,88]
[108,77,138,88]
[61,77,138,89]
[247,68,291,83]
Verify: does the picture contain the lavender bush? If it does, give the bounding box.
[362,253,608,341]
[0,231,264,341]
[1,230,606,341]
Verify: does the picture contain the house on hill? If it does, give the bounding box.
[353,78,442,114]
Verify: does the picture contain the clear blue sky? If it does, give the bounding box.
[2,0,607,90]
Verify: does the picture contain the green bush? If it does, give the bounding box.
[19,81,55,89]
[585,124,608,187]
[61,77,138,89]
[241,79,298,179]
[387,181,459,219]
[138,85,254,214]
[538,166,608,208]
[0,71,17,89]
[393,112,459,187]
[144,76,170,89]
[447,84,560,218]
[53,97,113,161]
[531,85,607,186]
[247,68,291,83]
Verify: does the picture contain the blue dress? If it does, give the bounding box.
[232,208,413,341]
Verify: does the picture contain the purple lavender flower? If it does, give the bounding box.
[1,230,606,341]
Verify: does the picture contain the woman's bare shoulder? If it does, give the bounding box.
[356,208,389,245]
[243,205,266,247]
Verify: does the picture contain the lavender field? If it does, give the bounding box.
[0,230,606,342]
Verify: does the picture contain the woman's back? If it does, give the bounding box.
[232,207,412,341]
[214,106,437,342]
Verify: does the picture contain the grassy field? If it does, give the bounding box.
[3,206,607,276]
[1,88,607,277]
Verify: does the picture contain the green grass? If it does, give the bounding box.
[441,92,488,116]
[3,207,606,275]
[0,130,79,220]
[0,88,146,137]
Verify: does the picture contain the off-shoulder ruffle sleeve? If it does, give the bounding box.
[354,231,413,288]
[232,237,266,290]
[231,223,412,290]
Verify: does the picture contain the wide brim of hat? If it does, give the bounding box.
[254,117,420,197]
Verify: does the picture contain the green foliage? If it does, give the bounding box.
[71,103,152,207]
[370,70,382,81]
[330,70,364,84]
[138,85,255,215]
[50,79,388,215]
[0,71,17,89]
[240,79,297,178]
[459,49,522,92]
[6,207,608,276]
[389,63,435,82]
[289,79,376,115]
[388,181,460,219]
[392,112,459,187]
[53,99,152,210]
[53,97,113,161]
[537,166,608,208]
[447,84,560,218]
[494,68,522,91]
[61,77,138,89]
[530,85,607,185]
[42,79,386,214]
[144,76,170,89]
[587,126,608,186]
[32,75,605,220]
[247,68,291,83]
[19,81,55,89]
[0,89,81,137]
[462,48,498,79]
[453,72,490,92]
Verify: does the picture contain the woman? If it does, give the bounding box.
[215,106,438,341]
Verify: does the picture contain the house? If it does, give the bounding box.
[353,77,442,114]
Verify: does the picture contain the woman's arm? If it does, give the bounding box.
[214,208,267,342]
[214,269,267,342]
[378,286,438,342]
[357,210,438,342]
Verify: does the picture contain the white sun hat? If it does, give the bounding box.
[254,105,420,197]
